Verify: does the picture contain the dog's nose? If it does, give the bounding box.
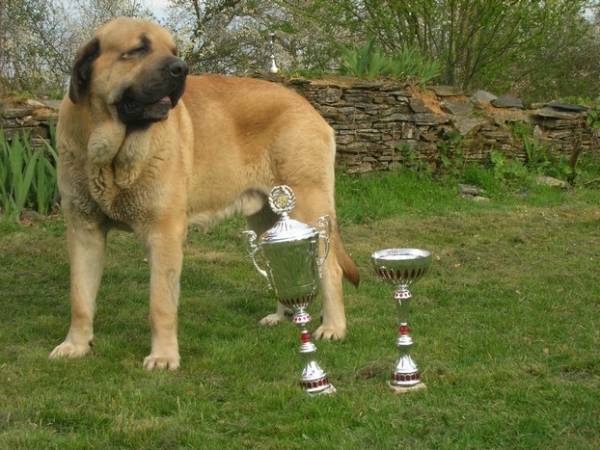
[168,60,188,79]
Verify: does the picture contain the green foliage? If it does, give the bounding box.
[435,131,464,176]
[395,131,465,178]
[523,137,550,174]
[488,150,530,184]
[0,129,58,221]
[35,125,60,216]
[339,37,440,83]
[509,122,533,140]
[585,100,600,130]
[396,143,432,174]
[339,38,387,79]
[461,162,503,198]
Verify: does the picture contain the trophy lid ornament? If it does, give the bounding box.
[260,185,317,244]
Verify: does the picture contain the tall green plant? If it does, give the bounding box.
[35,122,59,216]
[339,38,389,79]
[339,38,440,83]
[0,130,58,222]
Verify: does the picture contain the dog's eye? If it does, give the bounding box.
[121,46,147,59]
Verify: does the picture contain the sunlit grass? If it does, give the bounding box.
[1,174,599,448]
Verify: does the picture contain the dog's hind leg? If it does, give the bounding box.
[282,184,349,340]
[50,218,107,359]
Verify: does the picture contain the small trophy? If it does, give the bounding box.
[372,248,432,392]
[244,185,335,395]
[269,33,278,73]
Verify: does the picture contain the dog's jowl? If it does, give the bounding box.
[50,17,359,370]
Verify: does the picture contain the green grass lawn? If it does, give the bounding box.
[1,172,599,449]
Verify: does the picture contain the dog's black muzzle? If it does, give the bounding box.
[116,57,189,129]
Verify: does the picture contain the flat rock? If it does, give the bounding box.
[491,97,524,109]
[535,175,569,188]
[470,90,497,102]
[441,101,472,115]
[533,107,585,120]
[452,117,488,136]
[429,85,463,96]
[409,98,433,113]
[547,101,589,112]
[2,107,34,119]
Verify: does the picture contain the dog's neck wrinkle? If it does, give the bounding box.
[85,125,154,217]
[126,123,152,134]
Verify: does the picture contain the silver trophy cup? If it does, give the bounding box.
[244,185,335,395]
[372,248,432,392]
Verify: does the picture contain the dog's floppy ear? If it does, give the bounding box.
[69,37,100,104]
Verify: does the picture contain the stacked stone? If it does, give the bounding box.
[0,99,60,149]
[528,102,592,159]
[288,79,453,174]
[282,77,595,174]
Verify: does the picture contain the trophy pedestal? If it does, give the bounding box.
[300,357,337,395]
[387,381,427,393]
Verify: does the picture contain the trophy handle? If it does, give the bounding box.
[243,230,272,289]
[316,215,331,277]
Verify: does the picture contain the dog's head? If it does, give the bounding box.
[69,17,188,128]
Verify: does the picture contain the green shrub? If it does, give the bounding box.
[462,163,503,198]
[0,129,58,221]
[339,37,440,84]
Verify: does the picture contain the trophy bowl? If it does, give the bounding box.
[372,248,432,289]
[371,248,432,392]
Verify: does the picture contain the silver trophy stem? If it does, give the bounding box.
[391,287,422,389]
[296,318,335,395]
[288,299,335,394]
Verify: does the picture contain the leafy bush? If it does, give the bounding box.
[0,129,58,221]
[339,37,440,84]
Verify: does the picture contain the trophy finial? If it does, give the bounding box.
[268,185,295,216]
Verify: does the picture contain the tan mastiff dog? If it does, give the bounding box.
[50,17,359,370]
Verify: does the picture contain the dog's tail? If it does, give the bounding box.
[334,232,360,287]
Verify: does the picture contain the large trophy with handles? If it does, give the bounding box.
[244,185,335,395]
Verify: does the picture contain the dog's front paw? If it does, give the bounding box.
[143,354,180,371]
[258,308,293,326]
[258,313,284,326]
[49,341,92,359]
[313,325,346,341]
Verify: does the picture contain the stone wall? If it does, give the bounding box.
[1,77,597,174]
[0,98,61,148]
[275,76,596,174]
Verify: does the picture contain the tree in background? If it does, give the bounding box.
[163,0,296,75]
[0,0,154,94]
[0,0,60,92]
[2,0,600,103]
[280,0,599,101]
